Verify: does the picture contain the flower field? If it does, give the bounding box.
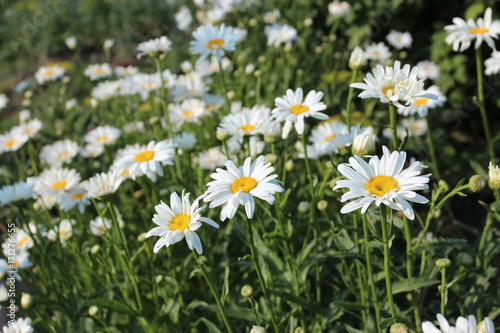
[0,1,499,332]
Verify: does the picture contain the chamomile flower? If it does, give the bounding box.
[34,65,65,84]
[190,24,243,64]
[0,94,8,111]
[0,126,29,153]
[204,155,284,220]
[84,125,121,147]
[46,219,73,246]
[445,7,500,52]
[114,66,139,77]
[265,24,298,48]
[350,61,437,108]
[333,146,430,220]
[218,106,270,137]
[308,120,348,156]
[272,88,328,139]
[34,167,81,201]
[365,42,392,64]
[146,191,219,254]
[0,181,34,206]
[173,132,197,150]
[197,147,228,170]
[416,60,440,80]
[328,0,351,18]
[39,139,79,167]
[83,170,123,198]
[175,6,192,31]
[398,85,446,117]
[421,313,494,333]
[169,98,206,126]
[19,118,43,138]
[263,9,280,24]
[113,140,175,182]
[386,30,413,49]
[1,317,34,333]
[485,51,500,75]
[58,187,90,213]
[137,36,172,59]
[84,63,113,81]
[2,229,33,254]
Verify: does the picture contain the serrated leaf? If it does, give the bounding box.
[392,277,439,294]
[82,299,136,316]
[379,317,397,329]
[200,318,223,333]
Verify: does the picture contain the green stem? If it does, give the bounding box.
[345,68,359,131]
[440,267,447,316]
[245,217,279,332]
[218,58,230,113]
[154,57,173,139]
[300,134,315,202]
[475,47,496,164]
[425,116,441,181]
[380,205,397,319]
[476,213,494,269]
[389,104,399,150]
[403,216,422,329]
[193,251,234,333]
[353,214,367,330]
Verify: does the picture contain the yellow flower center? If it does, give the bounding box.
[134,150,155,162]
[207,38,225,50]
[414,98,429,107]
[325,134,338,141]
[98,225,107,233]
[410,123,421,130]
[52,180,67,190]
[18,236,30,247]
[469,28,489,34]
[58,151,71,161]
[238,124,256,134]
[182,111,193,118]
[25,128,32,134]
[290,104,310,115]
[365,175,399,197]
[97,136,109,143]
[72,193,85,201]
[45,69,56,77]
[382,86,395,97]
[231,177,258,193]
[12,261,20,267]
[169,213,191,231]
[5,139,15,148]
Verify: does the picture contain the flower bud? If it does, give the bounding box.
[294,328,305,333]
[469,175,486,192]
[488,162,500,190]
[351,129,376,156]
[435,258,451,268]
[285,159,294,171]
[241,285,253,297]
[88,306,99,316]
[155,275,163,283]
[216,130,229,141]
[90,244,100,254]
[298,201,310,213]
[21,293,32,308]
[250,326,266,333]
[317,200,328,211]
[303,18,313,27]
[349,46,367,70]
[390,323,409,333]
[265,154,277,163]
[137,232,146,242]
[438,180,449,192]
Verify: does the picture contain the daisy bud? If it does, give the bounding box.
[298,201,310,213]
[249,90,256,97]
[304,18,313,26]
[149,116,159,125]
[137,232,147,242]
[469,175,486,192]
[90,244,100,254]
[241,285,253,297]
[226,91,235,100]
[21,293,32,308]
[22,99,31,107]
[88,306,99,316]
[258,55,266,63]
[249,18,257,26]
[315,46,323,54]
[254,70,262,77]
[390,323,409,333]
[294,328,306,333]
[264,135,279,144]
[265,154,277,163]
[216,129,229,141]
[65,36,77,50]
[435,258,451,268]
[488,162,500,190]
[250,326,266,333]
[438,180,449,192]
[24,90,33,99]
[285,159,294,171]
[155,275,163,283]
[351,130,376,156]
[317,200,328,211]
[349,46,367,70]
[245,63,255,74]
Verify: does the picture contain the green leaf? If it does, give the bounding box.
[379,317,397,329]
[82,299,136,316]
[277,308,298,328]
[345,324,365,333]
[333,301,368,311]
[392,277,439,294]
[221,266,230,305]
[200,318,223,333]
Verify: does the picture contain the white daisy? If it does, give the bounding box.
[190,24,243,64]
[398,85,446,117]
[137,36,172,59]
[328,0,351,18]
[416,60,440,80]
[265,23,298,48]
[263,9,280,24]
[34,65,65,84]
[91,81,120,101]
[58,187,90,213]
[33,167,81,201]
[83,170,123,198]
[350,60,437,108]
[113,140,175,182]
[0,180,34,206]
[89,216,115,236]
[204,155,284,221]
[1,317,34,333]
[46,219,73,246]
[422,313,494,333]
[84,63,113,81]
[173,132,197,150]
[0,251,32,280]
[204,94,225,114]
[146,191,219,254]
[175,6,192,31]
[272,88,328,139]
[65,98,77,110]
[19,118,43,138]
[39,139,79,167]
[2,229,33,254]
[0,94,8,111]
[218,106,270,137]
[386,30,413,49]
[445,7,500,52]
[0,126,29,154]
[485,51,500,75]
[197,147,228,170]
[333,146,430,220]
[169,98,206,127]
[84,125,121,147]
[365,42,392,64]
[114,66,139,77]
[308,120,349,156]
[80,143,105,158]
[19,109,31,122]
[171,72,207,102]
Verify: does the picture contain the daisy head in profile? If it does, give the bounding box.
[190,24,244,64]
[203,155,284,221]
[271,88,328,139]
[146,191,219,254]
[137,36,172,59]
[333,146,430,220]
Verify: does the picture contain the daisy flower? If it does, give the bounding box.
[175,6,192,31]
[422,313,494,333]
[265,24,298,48]
[171,72,207,102]
[196,147,228,170]
[350,60,437,108]
[386,30,413,49]
[84,63,113,81]
[2,229,33,254]
[0,180,34,206]
[204,94,225,114]
[308,120,348,155]
[84,125,121,147]
[34,65,65,84]
[137,36,172,59]
[173,132,197,150]
[113,140,175,182]
[89,216,112,236]
[1,317,34,333]
[0,94,8,111]
[46,219,73,246]
[91,81,120,101]
[58,187,90,213]
[445,7,500,52]
[169,98,206,127]
[204,155,284,221]
[19,118,43,138]
[333,146,430,220]
[33,167,81,201]
[328,0,351,18]
[485,51,500,75]
[365,42,392,64]
[39,139,79,167]
[190,24,243,64]
[114,66,139,77]
[218,106,270,138]
[0,251,33,280]
[416,60,440,80]
[272,88,328,139]
[83,170,124,198]
[398,85,446,117]
[263,9,280,24]
[0,126,29,154]
[146,191,219,254]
